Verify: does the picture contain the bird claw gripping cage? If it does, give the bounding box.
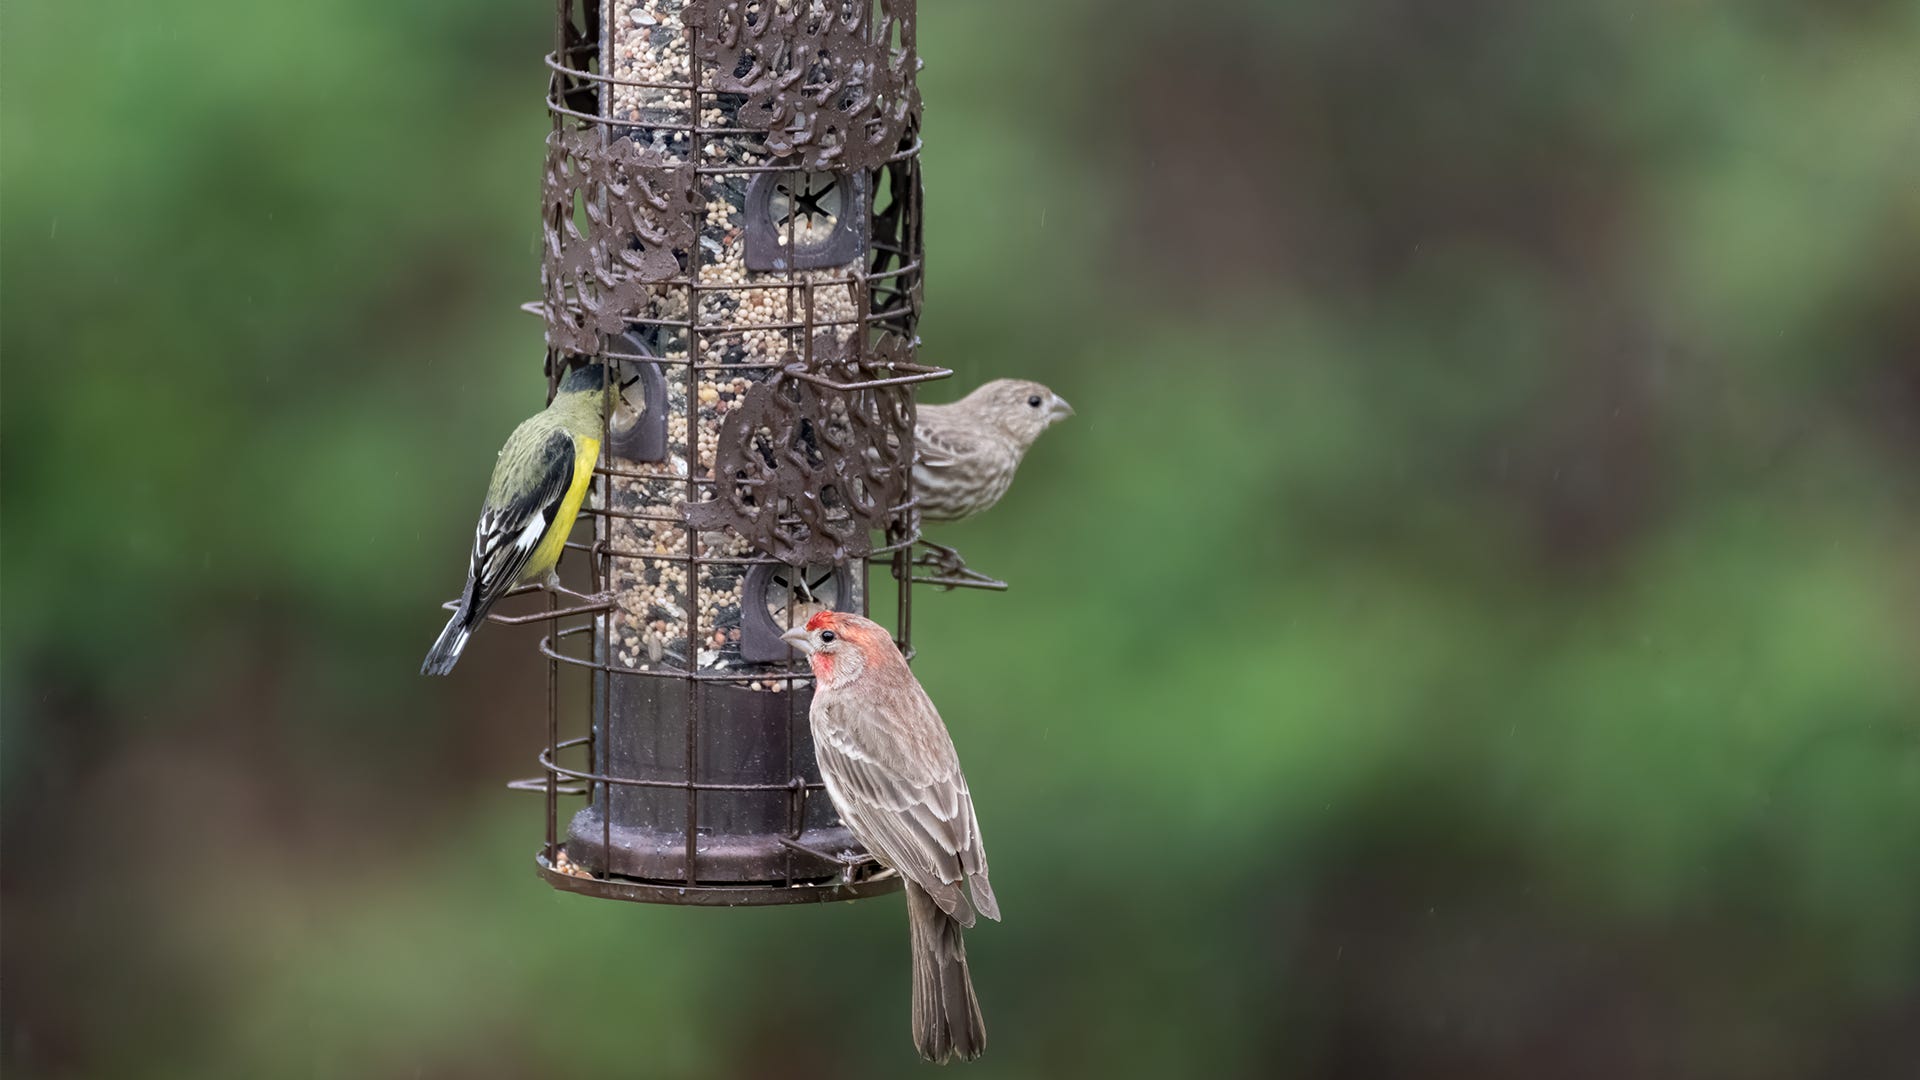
[509,0,943,906]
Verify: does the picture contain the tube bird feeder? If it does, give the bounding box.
[522,0,938,905]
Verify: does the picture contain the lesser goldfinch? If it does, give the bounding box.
[783,612,1000,1063]
[421,363,621,676]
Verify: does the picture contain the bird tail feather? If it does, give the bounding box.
[908,882,986,1063]
[420,608,474,676]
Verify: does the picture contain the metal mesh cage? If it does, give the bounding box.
[516,0,938,905]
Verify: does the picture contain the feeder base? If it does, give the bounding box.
[536,848,902,907]
[565,800,874,882]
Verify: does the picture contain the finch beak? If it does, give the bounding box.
[1049,396,1075,421]
[780,627,814,654]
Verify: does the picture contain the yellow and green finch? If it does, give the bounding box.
[421,363,622,676]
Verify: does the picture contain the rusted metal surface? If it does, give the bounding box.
[511,0,942,906]
[541,130,700,356]
[563,681,862,883]
[537,850,900,907]
[685,0,919,171]
[683,334,921,565]
[867,152,923,338]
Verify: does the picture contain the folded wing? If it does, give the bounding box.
[815,691,998,926]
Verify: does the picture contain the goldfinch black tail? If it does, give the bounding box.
[421,607,475,676]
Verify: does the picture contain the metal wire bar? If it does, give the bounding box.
[528,0,926,905]
[538,624,917,680]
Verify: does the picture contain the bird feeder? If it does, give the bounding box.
[521,0,942,905]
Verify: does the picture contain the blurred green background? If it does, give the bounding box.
[5,0,1919,1076]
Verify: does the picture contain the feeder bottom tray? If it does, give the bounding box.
[537,846,900,907]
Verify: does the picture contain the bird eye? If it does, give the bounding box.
[818,630,836,644]
[1027,395,1042,408]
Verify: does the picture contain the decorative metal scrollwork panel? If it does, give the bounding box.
[541,127,699,356]
[686,0,920,171]
[686,330,916,565]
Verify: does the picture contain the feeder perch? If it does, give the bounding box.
[519,0,941,906]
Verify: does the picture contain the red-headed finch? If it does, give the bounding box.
[914,378,1072,526]
[783,612,999,1063]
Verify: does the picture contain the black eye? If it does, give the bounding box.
[818,630,836,644]
[1027,395,1042,408]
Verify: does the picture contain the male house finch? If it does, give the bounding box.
[914,378,1073,527]
[783,612,1000,1063]
[421,362,624,675]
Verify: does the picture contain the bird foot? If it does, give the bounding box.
[916,542,968,575]
[777,837,873,883]
[543,581,616,608]
[911,544,1009,592]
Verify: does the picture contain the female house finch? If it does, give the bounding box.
[421,363,624,675]
[913,379,1072,573]
[782,612,1000,1063]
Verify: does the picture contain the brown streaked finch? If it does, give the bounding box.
[783,612,1000,1063]
[912,379,1072,571]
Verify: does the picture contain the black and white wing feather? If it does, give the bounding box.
[462,428,577,617]
[422,426,581,676]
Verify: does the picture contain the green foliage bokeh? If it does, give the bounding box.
[4,1,1918,1077]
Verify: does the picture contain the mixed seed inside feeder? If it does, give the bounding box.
[595,0,871,682]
